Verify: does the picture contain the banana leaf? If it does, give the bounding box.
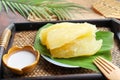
[34,23,114,71]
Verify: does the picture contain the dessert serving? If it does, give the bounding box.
[1,19,119,80]
[34,22,114,71]
[40,22,102,58]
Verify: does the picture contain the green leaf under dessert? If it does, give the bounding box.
[34,23,114,71]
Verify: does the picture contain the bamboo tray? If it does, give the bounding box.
[0,18,120,80]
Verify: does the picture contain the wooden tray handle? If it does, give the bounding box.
[0,23,14,79]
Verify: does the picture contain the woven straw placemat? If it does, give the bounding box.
[3,28,120,79]
[92,0,120,19]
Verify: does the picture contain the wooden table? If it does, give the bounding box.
[0,0,104,35]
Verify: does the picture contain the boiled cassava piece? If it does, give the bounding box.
[40,22,102,58]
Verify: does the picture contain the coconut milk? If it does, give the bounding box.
[7,51,36,69]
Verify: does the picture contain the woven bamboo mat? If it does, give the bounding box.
[3,28,120,79]
[92,0,120,19]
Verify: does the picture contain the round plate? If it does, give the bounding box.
[41,54,79,68]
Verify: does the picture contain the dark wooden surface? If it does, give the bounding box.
[0,10,28,35]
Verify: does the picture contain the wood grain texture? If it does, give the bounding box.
[67,0,105,20]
